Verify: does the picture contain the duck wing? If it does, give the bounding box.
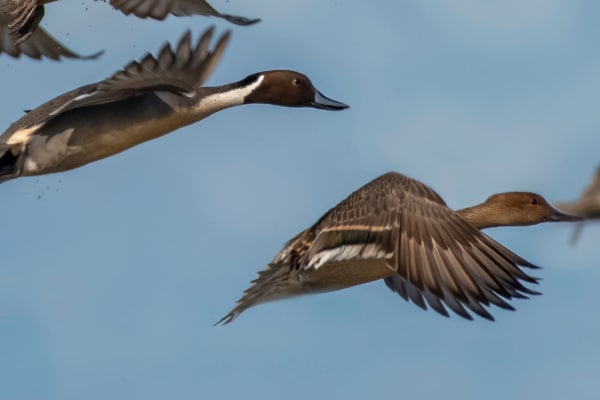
[4,27,229,136]
[3,0,40,44]
[1,26,228,149]
[110,0,260,25]
[97,28,229,96]
[300,172,540,321]
[0,14,102,60]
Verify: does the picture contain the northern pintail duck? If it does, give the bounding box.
[219,172,580,324]
[556,166,600,244]
[0,28,348,182]
[0,0,259,60]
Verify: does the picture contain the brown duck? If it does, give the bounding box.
[219,172,580,324]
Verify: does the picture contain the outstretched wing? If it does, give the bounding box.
[0,28,229,143]
[0,15,103,60]
[98,28,229,95]
[300,172,540,321]
[110,0,260,25]
[19,28,227,125]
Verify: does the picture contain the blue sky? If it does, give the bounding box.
[1,1,599,399]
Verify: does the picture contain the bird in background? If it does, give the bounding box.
[0,0,260,60]
[219,172,580,324]
[0,27,348,183]
[0,12,103,60]
[556,166,600,245]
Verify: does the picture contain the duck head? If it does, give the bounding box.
[484,192,582,226]
[242,70,349,110]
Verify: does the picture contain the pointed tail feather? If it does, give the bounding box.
[216,261,302,325]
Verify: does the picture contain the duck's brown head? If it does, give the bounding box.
[484,192,582,226]
[243,70,349,110]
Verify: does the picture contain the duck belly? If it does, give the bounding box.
[299,258,395,293]
[22,94,187,175]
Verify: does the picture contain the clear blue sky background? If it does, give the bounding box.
[1,1,599,399]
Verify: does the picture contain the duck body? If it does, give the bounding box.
[3,85,239,176]
[219,172,580,324]
[0,28,348,182]
[7,88,178,175]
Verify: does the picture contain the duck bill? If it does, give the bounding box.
[547,207,583,222]
[310,90,349,110]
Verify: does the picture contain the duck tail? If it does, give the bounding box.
[216,261,302,325]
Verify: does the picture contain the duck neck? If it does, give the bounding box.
[155,75,265,125]
[192,74,265,114]
[457,203,505,229]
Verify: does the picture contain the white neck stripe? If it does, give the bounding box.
[199,74,265,108]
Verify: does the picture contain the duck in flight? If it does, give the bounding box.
[556,166,600,244]
[219,172,580,324]
[0,0,260,60]
[0,27,348,182]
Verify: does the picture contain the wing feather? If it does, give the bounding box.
[0,16,102,60]
[1,27,229,142]
[110,0,260,25]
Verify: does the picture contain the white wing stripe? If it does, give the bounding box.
[308,244,393,270]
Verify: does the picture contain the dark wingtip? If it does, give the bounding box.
[479,312,496,322]
[461,312,474,321]
[214,312,236,326]
[495,300,516,312]
[519,286,542,296]
[78,49,105,60]
[222,14,262,26]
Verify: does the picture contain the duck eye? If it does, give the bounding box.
[530,198,538,205]
[292,78,302,86]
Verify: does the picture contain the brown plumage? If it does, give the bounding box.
[556,166,600,244]
[219,172,580,324]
